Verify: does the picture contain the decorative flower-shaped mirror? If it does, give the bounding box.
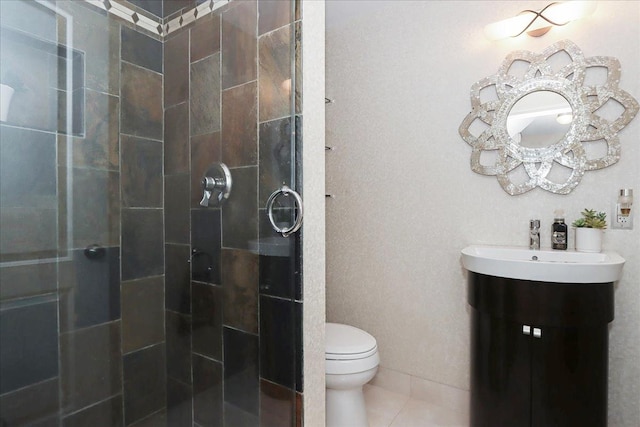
[459,40,639,195]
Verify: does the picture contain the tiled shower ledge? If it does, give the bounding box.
[82,0,230,38]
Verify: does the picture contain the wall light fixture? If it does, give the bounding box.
[484,1,597,41]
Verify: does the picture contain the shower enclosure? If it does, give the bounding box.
[0,0,304,425]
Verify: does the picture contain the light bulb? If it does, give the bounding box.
[556,112,573,124]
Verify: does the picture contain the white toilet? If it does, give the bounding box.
[325,322,379,427]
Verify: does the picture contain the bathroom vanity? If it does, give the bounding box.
[461,245,625,427]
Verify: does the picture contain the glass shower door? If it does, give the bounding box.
[1,0,123,425]
[0,0,305,425]
[193,0,304,425]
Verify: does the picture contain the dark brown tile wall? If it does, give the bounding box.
[0,126,58,261]
[190,131,222,207]
[118,18,167,424]
[0,262,57,301]
[258,0,292,35]
[222,248,259,334]
[121,135,163,208]
[259,296,303,391]
[62,395,124,427]
[260,380,294,427]
[221,0,257,89]
[162,0,303,425]
[224,327,260,417]
[121,62,163,140]
[60,321,122,414]
[1,1,303,426]
[166,311,192,383]
[58,247,121,332]
[0,300,59,394]
[221,166,258,250]
[190,53,221,136]
[192,354,223,426]
[258,116,296,205]
[121,26,163,73]
[259,24,292,122]
[58,1,121,95]
[167,377,192,426]
[190,13,220,63]
[165,244,191,314]
[128,0,163,18]
[221,81,258,167]
[165,102,190,174]
[0,378,60,426]
[131,0,199,18]
[130,410,168,427]
[123,343,167,425]
[71,167,121,249]
[165,174,191,243]
[164,18,211,412]
[0,206,56,262]
[121,209,164,280]
[0,2,168,426]
[164,30,189,107]
[164,0,197,17]
[225,402,259,426]
[191,209,222,284]
[71,89,120,170]
[191,282,223,360]
[0,127,56,206]
[121,276,165,353]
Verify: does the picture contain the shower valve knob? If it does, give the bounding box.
[199,163,232,207]
[201,176,217,190]
[200,189,212,207]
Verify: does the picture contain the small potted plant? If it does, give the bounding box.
[572,209,607,252]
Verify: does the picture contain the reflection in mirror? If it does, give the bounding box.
[507,91,572,149]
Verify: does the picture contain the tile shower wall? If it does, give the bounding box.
[163,1,303,425]
[0,0,303,426]
[130,0,200,19]
[0,1,165,425]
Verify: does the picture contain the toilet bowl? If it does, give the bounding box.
[325,322,379,427]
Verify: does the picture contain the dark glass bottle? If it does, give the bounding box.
[552,217,568,250]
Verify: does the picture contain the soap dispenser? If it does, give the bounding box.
[552,210,568,250]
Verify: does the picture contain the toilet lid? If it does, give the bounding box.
[326,323,377,358]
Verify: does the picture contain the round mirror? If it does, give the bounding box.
[460,40,640,195]
[507,91,572,149]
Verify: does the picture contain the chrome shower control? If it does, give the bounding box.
[200,163,232,207]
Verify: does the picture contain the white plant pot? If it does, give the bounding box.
[1,84,15,122]
[575,228,603,253]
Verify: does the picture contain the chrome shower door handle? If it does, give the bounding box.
[266,185,303,237]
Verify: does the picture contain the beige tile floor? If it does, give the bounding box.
[364,384,468,427]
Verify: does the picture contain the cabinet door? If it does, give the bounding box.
[470,309,531,427]
[531,324,608,427]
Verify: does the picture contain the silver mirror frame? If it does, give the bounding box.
[459,40,639,195]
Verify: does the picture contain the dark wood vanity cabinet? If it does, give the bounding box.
[468,272,614,427]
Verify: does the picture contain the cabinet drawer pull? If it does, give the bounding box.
[522,325,531,335]
[533,328,542,338]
